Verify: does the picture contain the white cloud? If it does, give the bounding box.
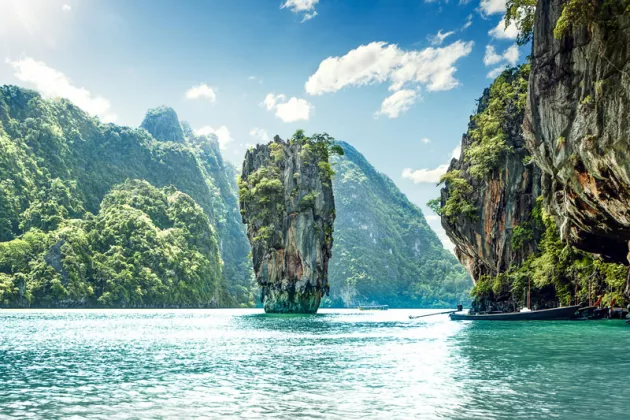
[305,40,473,117]
[281,0,319,22]
[6,56,117,122]
[248,76,262,84]
[489,15,519,40]
[483,45,503,66]
[402,144,461,184]
[483,44,519,77]
[421,137,431,144]
[62,4,71,12]
[487,66,505,79]
[262,93,312,123]
[479,0,506,15]
[503,44,519,65]
[402,164,449,184]
[452,145,461,159]
[306,40,473,96]
[185,83,217,102]
[194,125,233,150]
[461,14,473,30]
[374,89,419,119]
[249,127,270,142]
[429,29,455,46]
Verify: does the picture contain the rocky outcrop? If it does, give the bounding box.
[524,0,630,264]
[441,67,542,282]
[140,106,185,143]
[239,136,336,313]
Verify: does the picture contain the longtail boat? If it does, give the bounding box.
[449,305,581,321]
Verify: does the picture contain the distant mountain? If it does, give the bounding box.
[0,86,252,307]
[327,141,472,308]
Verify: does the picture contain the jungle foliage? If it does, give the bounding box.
[326,142,472,309]
[471,199,628,309]
[0,86,253,307]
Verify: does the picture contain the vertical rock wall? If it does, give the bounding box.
[239,136,336,313]
[524,0,630,264]
[441,68,542,283]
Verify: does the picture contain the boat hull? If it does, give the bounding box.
[449,305,581,321]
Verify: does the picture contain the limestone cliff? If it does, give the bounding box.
[524,0,630,264]
[440,66,542,282]
[239,134,336,313]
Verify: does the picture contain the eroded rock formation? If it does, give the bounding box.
[524,0,630,264]
[441,67,542,282]
[239,135,336,313]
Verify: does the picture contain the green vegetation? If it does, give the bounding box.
[239,130,343,248]
[506,0,630,44]
[433,65,529,223]
[505,0,537,45]
[0,181,226,307]
[0,86,253,307]
[472,199,628,308]
[326,142,472,309]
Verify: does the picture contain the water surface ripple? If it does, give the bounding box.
[1,309,628,419]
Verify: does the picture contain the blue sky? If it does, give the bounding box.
[0,0,525,249]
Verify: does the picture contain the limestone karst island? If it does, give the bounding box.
[1,0,629,418]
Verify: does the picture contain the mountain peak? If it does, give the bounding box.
[140,106,185,143]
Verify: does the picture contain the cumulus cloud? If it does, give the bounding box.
[402,145,461,184]
[62,4,71,12]
[306,40,473,95]
[483,45,503,66]
[422,137,431,144]
[281,0,319,22]
[6,56,117,122]
[375,89,419,119]
[484,44,520,77]
[249,127,270,142]
[486,66,505,79]
[402,164,450,184]
[305,40,473,117]
[185,83,217,102]
[262,93,312,123]
[194,125,233,150]
[429,29,455,46]
[479,0,506,15]
[489,15,519,40]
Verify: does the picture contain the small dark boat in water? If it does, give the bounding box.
[449,305,581,321]
[358,305,389,311]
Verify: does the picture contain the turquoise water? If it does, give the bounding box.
[1,309,628,419]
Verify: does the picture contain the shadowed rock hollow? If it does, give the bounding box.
[239,134,336,313]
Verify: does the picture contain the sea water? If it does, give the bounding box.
[1,309,628,419]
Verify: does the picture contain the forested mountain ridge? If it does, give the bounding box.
[0,85,472,309]
[0,85,252,307]
[327,141,472,308]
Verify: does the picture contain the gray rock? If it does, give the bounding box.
[524,0,630,264]
[240,136,336,313]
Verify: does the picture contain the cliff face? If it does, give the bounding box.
[329,142,471,308]
[441,67,542,282]
[239,136,336,313]
[524,0,630,264]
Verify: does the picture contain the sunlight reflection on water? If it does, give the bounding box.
[1,309,628,419]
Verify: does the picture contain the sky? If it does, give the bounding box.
[0,0,526,251]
